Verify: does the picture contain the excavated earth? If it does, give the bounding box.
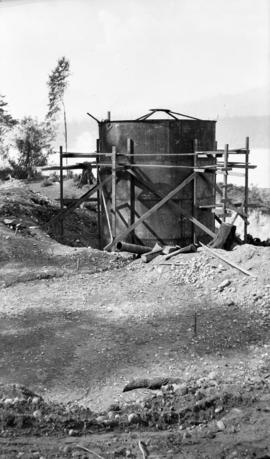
[0,181,270,458]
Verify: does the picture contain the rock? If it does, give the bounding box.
[226,300,235,306]
[183,430,192,439]
[208,371,217,380]
[228,425,237,433]
[216,420,226,431]
[96,415,106,423]
[215,405,223,414]
[195,390,205,401]
[108,403,120,412]
[33,409,42,418]
[174,383,188,396]
[31,396,41,405]
[218,279,231,291]
[3,218,15,225]
[62,445,72,454]
[128,413,139,424]
[3,398,13,406]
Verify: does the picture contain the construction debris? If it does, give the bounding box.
[116,241,152,255]
[200,242,256,277]
[164,243,197,260]
[209,222,236,250]
[141,243,164,263]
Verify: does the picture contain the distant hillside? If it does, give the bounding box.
[217,116,270,148]
[65,115,270,152]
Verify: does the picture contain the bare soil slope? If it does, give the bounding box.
[0,181,270,457]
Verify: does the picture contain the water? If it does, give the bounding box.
[228,148,270,188]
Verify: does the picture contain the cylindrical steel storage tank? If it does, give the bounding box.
[98,113,216,249]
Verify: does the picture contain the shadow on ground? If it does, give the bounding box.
[0,298,268,399]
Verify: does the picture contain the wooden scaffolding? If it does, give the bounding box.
[43,136,255,249]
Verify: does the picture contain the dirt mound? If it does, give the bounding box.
[1,377,270,458]
[0,184,98,247]
[1,181,270,457]
[0,184,130,287]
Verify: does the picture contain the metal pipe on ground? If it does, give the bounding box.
[116,241,152,255]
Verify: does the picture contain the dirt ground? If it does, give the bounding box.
[0,179,270,458]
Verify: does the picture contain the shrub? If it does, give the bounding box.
[49,172,59,182]
[0,166,13,180]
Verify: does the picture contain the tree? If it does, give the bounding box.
[0,94,17,159]
[46,57,70,154]
[10,116,53,179]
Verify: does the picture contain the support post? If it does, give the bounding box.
[96,138,101,248]
[193,139,198,244]
[127,138,135,243]
[59,145,64,238]
[104,172,216,251]
[111,146,117,240]
[223,144,229,222]
[244,137,250,242]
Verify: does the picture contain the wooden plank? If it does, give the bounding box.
[217,163,256,169]
[111,146,117,239]
[96,139,101,249]
[61,152,112,157]
[127,138,135,242]
[118,163,218,170]
[128,168,216,238]
[197,149,246,155]
[59,146,64,238]
[199,173,248,219]
[62,153,100,158]
[244,137,250,242]
[44,175,112,228]
[43,164,97,171]
[200,242,256,278]
[199,204,222,209]
[104,173,197,251]
[164,244,197,261]
[223,144,229,222]
[101,185,113,242]
[193,139,198,244]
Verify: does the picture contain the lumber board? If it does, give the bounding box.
[44,175,112,228]
[200,242,256,277]
[200,173,248,219]
[104,173,197,251]
[164,244,197,261]
[129,169,216,238]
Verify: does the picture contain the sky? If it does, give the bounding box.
[0,0,269,184]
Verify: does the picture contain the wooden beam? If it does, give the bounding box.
[223,144,229,222]
[96,139,101,249]
[44,175,112,228]
[200,242,256,277]
[104,173,196,251]
[244,137,250,242]
[101,185,113,242]
[127,138,135,242]
[128,168,216,238]
[193,139,198,244]
[111,146,117,239]
[59,146,64,238]
[199,173,248,219]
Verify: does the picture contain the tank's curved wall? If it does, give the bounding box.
[99,119,216,248]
